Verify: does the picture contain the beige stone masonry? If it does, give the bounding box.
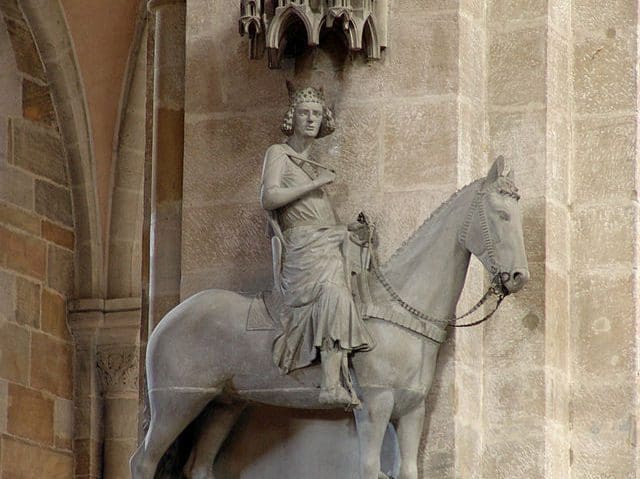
[3,15,45,82]
[22,77,57,127]
[54,397,73,450]
[0,224,46,280]
[0,4,77,479]
[0,200,40,235]
[35,180,73,227]
[1,436,74,478]
[15,275,40,327]
[8,117,66,185]
[7,383,55,445]
[0,163,33,210]
[42,219,75,250]
[0,380,7,434]
[0,320,29,384]
[30,331,73,399]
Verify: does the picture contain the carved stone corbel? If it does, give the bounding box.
[239,0,388,68]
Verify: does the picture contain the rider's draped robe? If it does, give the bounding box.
[264,144,374,373]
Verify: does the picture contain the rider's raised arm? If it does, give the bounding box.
[260,145,326,211]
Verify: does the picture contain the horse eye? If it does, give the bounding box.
[498,211,511,221]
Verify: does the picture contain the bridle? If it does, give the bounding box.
[363,185,511,334]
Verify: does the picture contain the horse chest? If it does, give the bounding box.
[353,325,429,390]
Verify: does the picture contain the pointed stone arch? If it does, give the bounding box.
[361,15,380,59]
[21,0,103,299]
[267,5,315,49]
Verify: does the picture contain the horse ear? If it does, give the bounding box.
[507,168,515,180]
[486,155,505,182]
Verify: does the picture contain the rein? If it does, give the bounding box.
[369,246,506,329]
[359,187,509,335]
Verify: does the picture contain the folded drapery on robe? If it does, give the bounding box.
[273,225,374,372]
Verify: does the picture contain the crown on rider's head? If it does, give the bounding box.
[287,80,326,107]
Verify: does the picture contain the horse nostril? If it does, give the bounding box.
[513,269,530,284]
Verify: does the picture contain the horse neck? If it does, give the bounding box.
[377,184,479,318]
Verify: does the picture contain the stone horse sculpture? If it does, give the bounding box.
[131,157,529,479]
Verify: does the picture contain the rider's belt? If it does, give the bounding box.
[362,303,448,343]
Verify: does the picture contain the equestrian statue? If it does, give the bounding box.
[130,84,530,479]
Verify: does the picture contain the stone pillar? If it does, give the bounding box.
[69,299,142,479]
[483,2,549,476]
[543,1,571,477]
[96,308,141,479]
[69,302,104,479]
[454,0,487,476]
[147,0,186,331]
[569,1,639,476]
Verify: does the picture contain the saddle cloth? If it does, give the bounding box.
[246,290,285,331]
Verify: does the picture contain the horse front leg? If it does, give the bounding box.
[395,402,425,479]
[354,390,394,479]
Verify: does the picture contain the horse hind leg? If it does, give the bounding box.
[130,389,220,479]
[184,402,247,479]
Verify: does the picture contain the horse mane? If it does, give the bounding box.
[382,178,484,268]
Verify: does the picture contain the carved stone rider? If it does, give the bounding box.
[260,82,374,408]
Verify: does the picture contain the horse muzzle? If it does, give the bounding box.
[500,268,530,294]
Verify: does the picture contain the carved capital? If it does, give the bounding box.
[96,346,139,394]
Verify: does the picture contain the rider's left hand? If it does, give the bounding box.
[348,221,369,242]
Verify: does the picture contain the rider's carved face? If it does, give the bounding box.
[293,101,323,139]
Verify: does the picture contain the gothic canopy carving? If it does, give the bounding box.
[239,0,388,68]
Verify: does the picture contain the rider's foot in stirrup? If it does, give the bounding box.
[319,385,351,405]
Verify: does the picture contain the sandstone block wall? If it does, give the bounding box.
[0,4,74,477]
[570,0,639,475]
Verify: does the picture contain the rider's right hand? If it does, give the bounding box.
[316,169,336,186]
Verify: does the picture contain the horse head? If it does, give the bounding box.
[458,156,530,294]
